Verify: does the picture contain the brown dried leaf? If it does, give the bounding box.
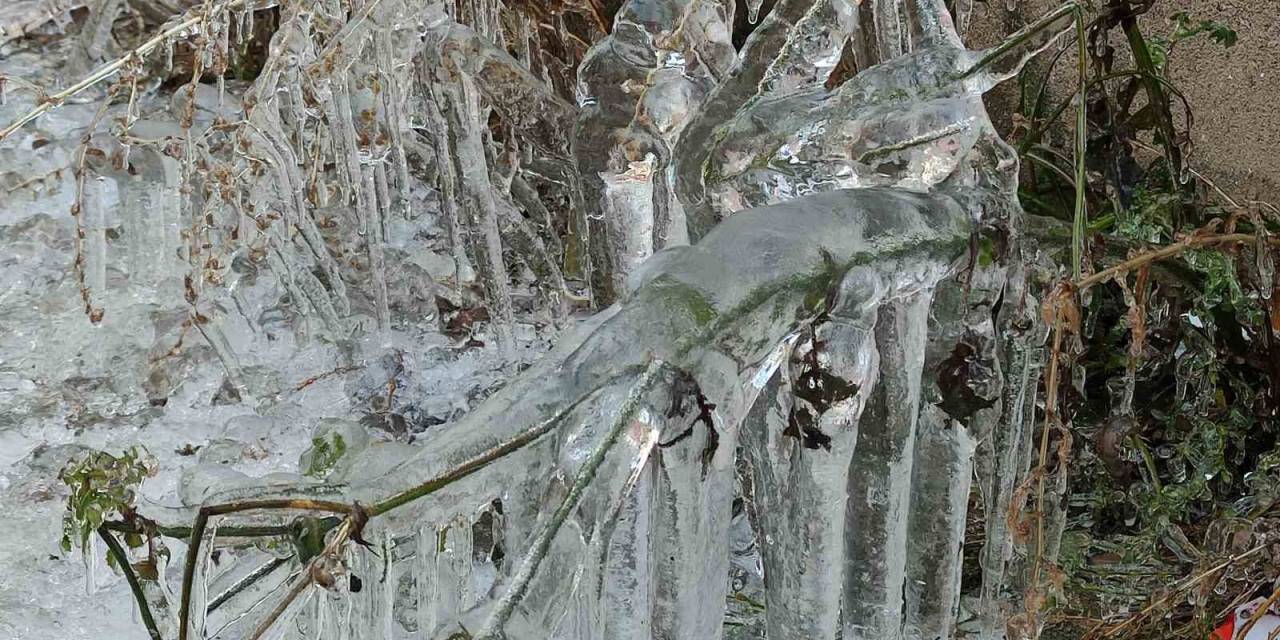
[1007,472,1039,546]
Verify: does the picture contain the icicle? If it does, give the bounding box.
[82,175,112,302]
[418,73,473,285]
[236,7,248,45]
[599,157,657,296]
[902,276,996,640]
[843,290,934,640]
[216,12,230,105]
[326,70,364,207]
[293,254,349,335]
[436,67,516,352]
[951,0,975,38]
[871,0,908,60]
[1258,228,1275,300]
[83,532,99,595]
[574,0,735,301]
[510,174,565,266]
[593,425,660,639]
[246,117,352,319]
[417,519,474,636]
[193,316,246,391]
[360,164,391,334]
[747,0,765,23]
[415,525,437,636]
[903,413,976,640]
[379,530,395,639]
[436,23,577,160]
[375,33,413,218]
[495,191,569,317]
[190,521,219,639]
[648,405,736,638]
[122,150,182,298]
[373,162,391,239]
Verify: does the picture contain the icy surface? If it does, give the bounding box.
[0,0,1072,638]
[0,36,551,639]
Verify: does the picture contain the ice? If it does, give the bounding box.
[575,0,736,302]
[0,19,535,638]
[0,0,1075,638]
[163,187,974,639]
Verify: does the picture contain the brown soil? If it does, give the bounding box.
[966,0,1280,207]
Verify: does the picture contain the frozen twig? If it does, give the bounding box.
[1090,543,1264,639]
[0,0,251,141]
[177,499,355,640]
[96,526,162,640]
[476,359,664,639]
[246,519,353,640]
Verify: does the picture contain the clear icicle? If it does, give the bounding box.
[598,157,658,296]
[741,265,897,640]
[903,277,994,640]
[435,66,516,352]
[842,290,934,640]
[82,175,113,303]
[375,32,413,218]
[121,149,182,298]
[83,532,99,595]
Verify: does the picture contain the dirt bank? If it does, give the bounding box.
[966,0,1280,207]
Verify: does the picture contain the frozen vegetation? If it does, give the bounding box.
[0,0,1076,638]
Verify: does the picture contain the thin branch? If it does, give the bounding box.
[208,555,290,612]
[1093,544,1265,638]
[585,0,611,34]
[1072,6,1088,280]
[247,519,354,640]
[366,371,636,517]
[178,499,353,640]
[103,519,292,540]
[292,365,363,392]
[1075,233,1280,292]
[96,526,163,640]
[959,2,1078,80]
[476,359,664,639]
[1030,291,1066,592]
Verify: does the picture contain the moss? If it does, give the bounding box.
[647,276,719,328]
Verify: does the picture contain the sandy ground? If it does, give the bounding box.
[966,0,1280,207]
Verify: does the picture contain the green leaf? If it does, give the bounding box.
[304,434,348,478]
[58,447,157,571]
